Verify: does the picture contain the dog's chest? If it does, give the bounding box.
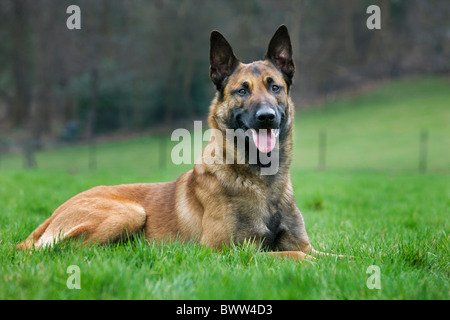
[233,205,286,251]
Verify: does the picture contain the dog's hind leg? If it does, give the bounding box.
[18,195,147,250]
[63,205,147,247]
[16,216,54,250]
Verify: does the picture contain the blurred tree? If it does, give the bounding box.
[0,0,447,150]
[11,0,32,128]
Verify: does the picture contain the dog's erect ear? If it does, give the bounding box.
[210,31,239,91]
[265,25,295,85]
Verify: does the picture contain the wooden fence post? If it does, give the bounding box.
[419,129,428,174]
[159,135,166,170]
[89,139,97,173]
[318,129,327,171]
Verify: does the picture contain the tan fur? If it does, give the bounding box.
[17,26,342,261]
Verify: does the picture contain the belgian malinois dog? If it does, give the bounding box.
[18,25,336,261]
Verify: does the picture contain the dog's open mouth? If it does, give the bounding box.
[249,128,280,153]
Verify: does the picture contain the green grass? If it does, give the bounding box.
[0,75,449,299]
[293,75,450,173]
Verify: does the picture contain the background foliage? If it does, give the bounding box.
[0,0,448,151]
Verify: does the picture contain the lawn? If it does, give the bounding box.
[0,76,449,300]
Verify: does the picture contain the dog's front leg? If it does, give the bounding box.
[265,251,315,261]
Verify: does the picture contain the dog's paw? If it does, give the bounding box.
[266,251,316,262]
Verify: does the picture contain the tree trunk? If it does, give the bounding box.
[11,0,32,127]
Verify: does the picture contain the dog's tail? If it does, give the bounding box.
[16,216,54,250]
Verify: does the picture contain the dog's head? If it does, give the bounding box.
[208,25,295,157]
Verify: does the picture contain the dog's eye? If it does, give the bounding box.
[238,88,247,96]
[271,85,280,93]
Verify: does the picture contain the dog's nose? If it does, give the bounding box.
[256,107,276,125]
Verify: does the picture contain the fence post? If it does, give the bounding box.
[87,68,98,174]
[419,129,428,174]
[318,129,327,171]
[23,138,37,169]
[89,139,97,173]
[159,135,166,170]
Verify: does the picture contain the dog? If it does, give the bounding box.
[18,25,336,261]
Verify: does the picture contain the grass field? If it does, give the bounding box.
[0,76,449,300]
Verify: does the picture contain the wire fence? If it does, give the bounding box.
[0,129,448,175]
[305,129,439,174]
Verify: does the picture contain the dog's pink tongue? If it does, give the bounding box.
[252,129,276,153]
